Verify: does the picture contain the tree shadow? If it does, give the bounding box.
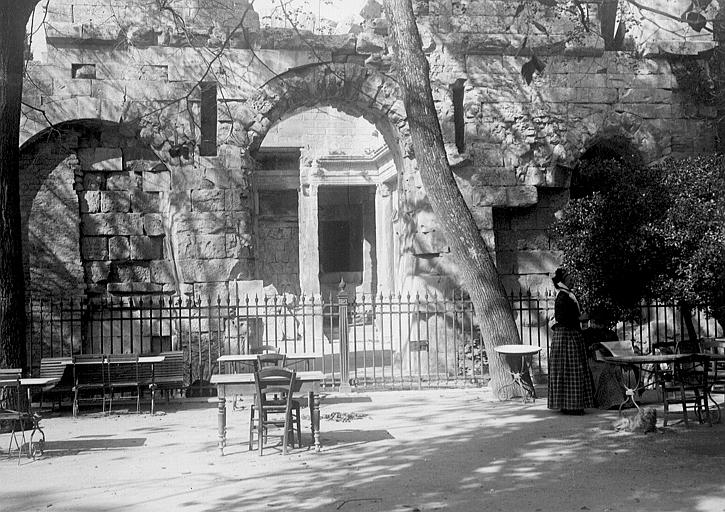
[40,436,147,457]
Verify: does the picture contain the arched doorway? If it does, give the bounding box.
[254,105,397,298]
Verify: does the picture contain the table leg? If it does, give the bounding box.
[311,391,321,453]
[217,394,226,455]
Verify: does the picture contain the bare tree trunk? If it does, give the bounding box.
[713,5,725,150]
[0,3,36,370]
[383,0,522,396]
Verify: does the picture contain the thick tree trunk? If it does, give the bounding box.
[0,3,35,370]
[383,0,522,396]
[713,5,725,150]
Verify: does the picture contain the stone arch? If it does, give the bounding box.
[20,99,124,147]
[19,119,164,298]
[571,132,643,200]
[247,62,411,168]
[242,62,464,376]
[566,110,669,171]
[579,132,643,163]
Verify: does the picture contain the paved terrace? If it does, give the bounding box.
[2,389,725,512]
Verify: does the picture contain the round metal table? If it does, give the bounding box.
[493,344,542,403]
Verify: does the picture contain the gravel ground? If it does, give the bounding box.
[2,388,725,512]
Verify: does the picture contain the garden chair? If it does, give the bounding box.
[148,351,186,414]
[72,354,107,417]
[0,374,42,461]
[653,341,710,427]
[249,367,302,455]
[106,354,141,414]
[698,338,725,423]
[38,357,74,411]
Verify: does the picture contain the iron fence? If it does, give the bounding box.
[25,286,724,391]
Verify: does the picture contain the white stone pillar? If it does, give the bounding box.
[375,182,396,296]
[298,183,320,295]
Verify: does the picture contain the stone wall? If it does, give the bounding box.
[19,0,719,299]
[257,190,300,296]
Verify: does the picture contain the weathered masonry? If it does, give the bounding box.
[20,0,718,304]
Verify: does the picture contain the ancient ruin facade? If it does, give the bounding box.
[19,0,719,304]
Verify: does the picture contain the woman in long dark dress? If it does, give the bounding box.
[547,268,595,414]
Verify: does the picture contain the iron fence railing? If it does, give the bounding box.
[25,286,724,391]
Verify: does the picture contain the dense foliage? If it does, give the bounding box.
[551,157,669,326]
[651,155,725,324]
[552,153,725,328]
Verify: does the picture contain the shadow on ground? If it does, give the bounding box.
[2,390,725,512]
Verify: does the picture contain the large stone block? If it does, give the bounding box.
[81,213,144,235]
[108,236,130,260]
[177,258,251,283]
[356,31,387,54]
[100,191,131,213]
[174,212,226,236]
[197,234,228,259]
[192,189,226,212]
[85,261,111,283]
[130,236,164,260]
[113,262,151,283]
[106,172,138,191]
[143,169,171,191]
[107,282,164,294]
[506,186,538,207]
[79,190,100,213]
[83,173,105,191]
[150,260,176,284]
[143,213,165,236]
[80,236,108,260]
[131,191,161,212]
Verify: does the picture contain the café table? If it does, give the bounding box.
[603,353,702,424]
[210,370,324,455]
[493,344,542,403]
[7,376,59,459]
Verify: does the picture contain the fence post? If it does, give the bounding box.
[338,278,352,392]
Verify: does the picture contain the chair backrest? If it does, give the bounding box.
[256,353,286,370]
[0,376,22,411]
[0,368,22,379]
[250,344,280,355]
[40,358,73,381]
[699,338,725,375]
[73,354,106,386]
[157,351,186,381]
[254,367,296,406]
[107,354,139,382]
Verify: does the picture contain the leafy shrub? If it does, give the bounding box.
[552,153,725,328]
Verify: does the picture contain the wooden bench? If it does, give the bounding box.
[139,351,186,414]
[38,357,74,411]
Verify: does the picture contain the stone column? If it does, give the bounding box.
[298,183,320,295]
[375,182,396,296]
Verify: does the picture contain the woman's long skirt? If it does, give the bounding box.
[547,327,595,410]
